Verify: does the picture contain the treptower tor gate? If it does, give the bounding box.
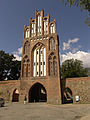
[20,10,61,104]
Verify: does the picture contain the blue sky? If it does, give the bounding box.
[0,0,90,67]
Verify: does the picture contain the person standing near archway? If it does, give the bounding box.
[24,95,27,104]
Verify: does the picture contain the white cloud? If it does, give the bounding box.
[61,51,90,68]
[13,47,22,55]
[72,45,81,53]
[18,47,22,55]
[63,42,70,51]
[13,54,22,61]
[63,38,79,51]
[12,47,22,61]
[68,38,79,43]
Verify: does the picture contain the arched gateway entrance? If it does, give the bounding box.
[29,83,47,102]
[12,89,19,102]
[64,87,73,104]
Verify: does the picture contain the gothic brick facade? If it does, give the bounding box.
[0,10,90,104]
[20,10,61,104]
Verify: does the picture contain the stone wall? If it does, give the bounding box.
[0,80,20,101]
[0,77,90,104]
[62,77,90,104]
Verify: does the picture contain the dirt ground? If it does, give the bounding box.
[0,102,90,120]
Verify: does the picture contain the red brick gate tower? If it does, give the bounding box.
[20,10,61,104]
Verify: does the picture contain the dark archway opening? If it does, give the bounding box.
[29,83,47,102]
[64,88,73,104]
[12,89,19,102]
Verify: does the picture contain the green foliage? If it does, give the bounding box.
[0,50,21,81]
[62,0,90,26]
[61,59,88,79]
[62,0,90,11]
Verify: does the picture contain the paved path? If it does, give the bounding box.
[80,114,90,120]
[0,103,90,120]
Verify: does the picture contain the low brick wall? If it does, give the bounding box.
[0,77,90,104]
[62,77,90,104]
[0,80,20,101]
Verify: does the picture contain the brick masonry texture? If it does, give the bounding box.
[19,10,62,104]
[62,77,90,104]
[0,77,90,104]
[0,80,20,101]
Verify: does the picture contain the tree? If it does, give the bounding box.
[62,0,90,26]
[61,59,88,79]
[87,67,90,76]
[0,50,21,81]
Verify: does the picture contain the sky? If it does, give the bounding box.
[0,0,90,67]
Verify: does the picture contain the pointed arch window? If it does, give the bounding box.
[24,41,30,55]
[37,15,42,36]
[50,23,55,34]
[22,56,30,77]
[33,43,46,77]
[43,18,48,35]
[48,54,57,76]
[49,38,56,51]
[25,29,29,38]
[31,20,35,37]
[53,56,57,76]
